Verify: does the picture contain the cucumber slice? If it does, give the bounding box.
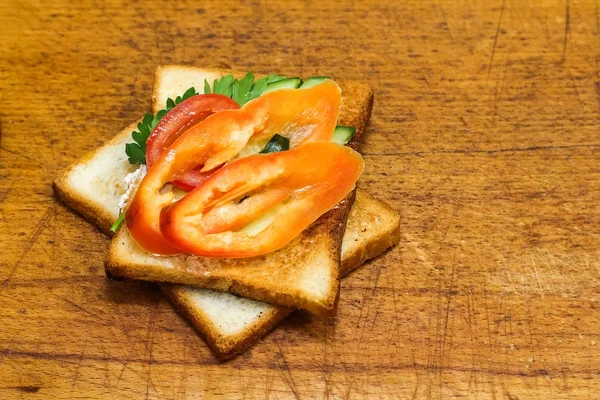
[263,77,302,94]
[333,126,356,145]
[260,134,290,154]
[300,76,331,89]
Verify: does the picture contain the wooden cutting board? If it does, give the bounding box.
[1,0,599,398]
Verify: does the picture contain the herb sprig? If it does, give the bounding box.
[204,72,286,107]
[110,212,126,233]
[125,87,198,165]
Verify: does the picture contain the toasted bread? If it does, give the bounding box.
[52,66,400,357]
[105,67,375,316]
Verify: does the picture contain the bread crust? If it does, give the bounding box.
[162,285,292,359]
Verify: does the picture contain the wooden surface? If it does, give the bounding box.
[1,0,599,398]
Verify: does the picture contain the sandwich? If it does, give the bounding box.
[105,67,373,316]
[53,66,401,358]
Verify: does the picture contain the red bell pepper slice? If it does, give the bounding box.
[146,94,240,191]
[160,142,364,257]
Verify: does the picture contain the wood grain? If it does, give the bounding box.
[1,0,599,398]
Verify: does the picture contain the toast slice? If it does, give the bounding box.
[105,67,375,316]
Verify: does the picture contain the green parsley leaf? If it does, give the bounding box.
[125,142,146,165]
[205,72,287,107]
[182,87,196,100]
[212,74,235,97]
[231,80,240,106]
[155,109,167,120]
[166,98,175,109]
[125,87,198,165]
[248,74,286,100]
[233,71,254,106]
[125,112,154,164]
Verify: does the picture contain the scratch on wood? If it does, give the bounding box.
[466,287,481,397]
[175,334,189,399]
[91,0,140,49]
[530,2,551,42]
[390,267,421,398]
[0,205,56,293]
[55,295,98,318]
[153,24,163,66]
[437,3,454,43]
[323,315,331,400]
[363,143,600,157]
[68,340,86,396]
[569,71,585,112]
[0,178,17,205]
[553,345,569,389]
[370,267,382,296]
[488,0,506,78]
[597,2,600,81]
[114,362,128,390]
[0,346,574,376]
[491,55,509,129]
[273,343,301,400]
[264,361,275,400]
[440,262,456,371]
[144,300,158,400]
[562,0,570,61]
[482,281,498,399]
[0,145,37,162]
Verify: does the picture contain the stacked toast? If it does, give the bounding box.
[54,66,401,358]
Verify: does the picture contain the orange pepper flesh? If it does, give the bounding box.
[160,142,364,258]
[126,81,345,255]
